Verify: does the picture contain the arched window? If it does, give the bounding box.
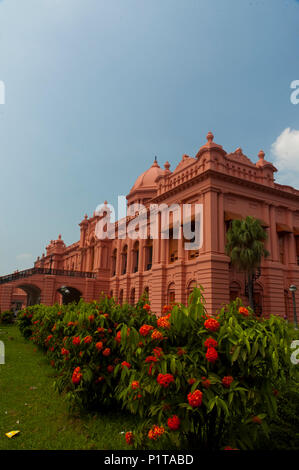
[168,282,176,304]
[229,281,241,302]
[121,245,128,275]
[145,240,153,270]
[187,280,197,298]
[111,248,117,276]
[130,287,135,305]
[132,241,139,273]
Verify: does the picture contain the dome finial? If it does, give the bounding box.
[206,131,214,143]
[258,149,265,160]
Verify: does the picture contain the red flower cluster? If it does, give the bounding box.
[162,305,172,314]
[167,415,180,431]
[107,365,114,373]
[148,425,165,440]
[115,331,122,343]
[45,334,53,343]
[151,330,164,341]
[102,348,111,357]
[204,337,218,349]
[177,347,186,356]
[157,315,171,329]
[205,347,218,363]
[121,361,131,369]
[238,306,249,317]
[96,341,103,351]
[72,367,82,385]
[125,431,134,445]
[252,416,262,424]
[187,389,203,407]
[222,376,234,388]
[201,377,211,389]
[139,324,154,336]
[204,318,220,332]
[143,304,151,311]
[83,335,92,344]
[131,381,139,390]
[152,347,164,358]
[145,355,158,364]
[97,327,105,334]
[61,347,69,356]
[67,321,75,327]
[88,315,94,322]
[188,378,196,385]
[72,336,81,346]
[157,373,174,388]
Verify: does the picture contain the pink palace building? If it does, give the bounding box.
[1,131,299,321]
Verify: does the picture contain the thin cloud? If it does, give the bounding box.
[16,253,33,260]
[271,127,299,188]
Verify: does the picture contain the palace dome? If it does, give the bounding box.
[129,159,165,193]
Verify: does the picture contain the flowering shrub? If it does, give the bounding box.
[114,288,294,450]
[17,292,155,411]
[17,287,296,450]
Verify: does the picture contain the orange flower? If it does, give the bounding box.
[125,431,134,445]
[83,335,92,344]
[148,425,165,440]
[139,324,154,336]
[204,318,220,332]
[72,367,82,385]
[239,306,249,317]
[143,304,151,311]
[131,381,140,390]
[157,316,171,329]
[102,347,111,356]
[151,330,164,341]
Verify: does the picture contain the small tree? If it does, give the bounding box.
[225,216,269,311]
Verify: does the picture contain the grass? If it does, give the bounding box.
[0,324,139,450]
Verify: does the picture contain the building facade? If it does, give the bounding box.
[1,131,299,321]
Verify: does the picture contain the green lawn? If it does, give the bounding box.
[0,324,139,450]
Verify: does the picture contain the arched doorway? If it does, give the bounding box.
[229,281,242,302]
[130,287,135,305]
[253,283,263,317]
[121,246,128,275]
[57,286,82,304]
[132,242,139,273]
[17,284,41,307]
[167,282,176,304]
[187,280,197,298]
[111,248,117,276]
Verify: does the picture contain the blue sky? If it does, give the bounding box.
[0,0,298,275]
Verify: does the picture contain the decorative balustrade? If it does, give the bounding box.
[0,267,96,285]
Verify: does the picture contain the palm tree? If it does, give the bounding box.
[225,216,269,311]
